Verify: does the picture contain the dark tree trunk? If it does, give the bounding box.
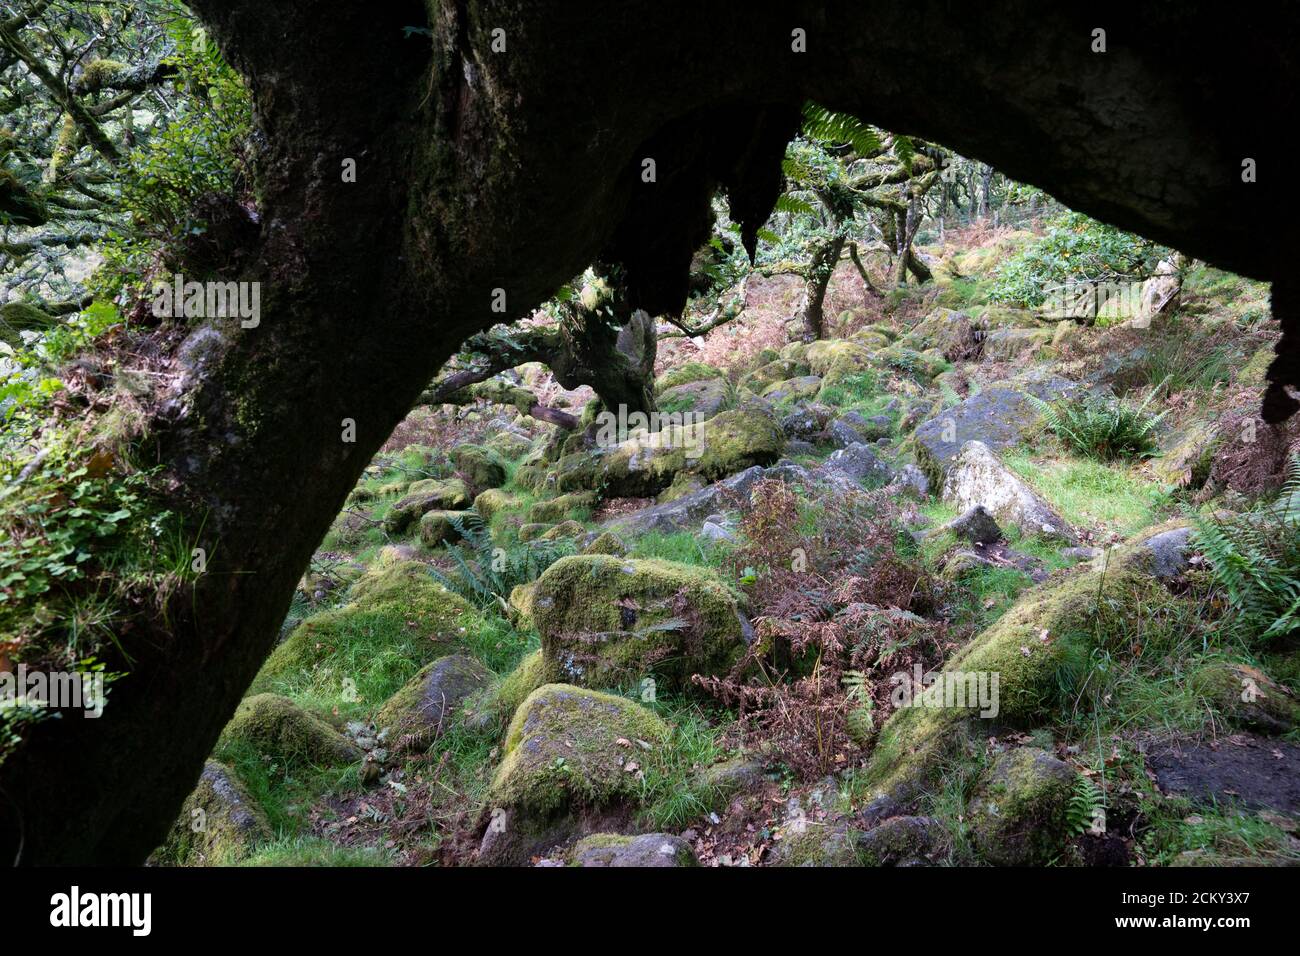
[3,0,1295,864]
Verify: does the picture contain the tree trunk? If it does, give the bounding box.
[801,232,846,340]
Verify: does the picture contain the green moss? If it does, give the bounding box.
[1189,661,1300,735]
[539,519,584,541]
[383,478,470,534]
[220,693,360,767]
[152,760,271,866]
[968,747,1075,865]
[582,531,627,556]
[770,822,864,867]
[655,361,720,393]
[473,487,517,520]
[479,647,554,726]
[490,683,671,817]
[452,444,507,490]
[528,491,596,523]
[530,554,744,693]
[418,509,470,548]
[251,557,478,716]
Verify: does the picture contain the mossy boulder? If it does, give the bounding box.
[877,345,948,380]
[769,821,864,867]
[657,471,707,502]
[529,490,597,523]
[253,557,476,694]
[982,327,1053,362]
[480,684,671,863]
[762,375,823,403]
[418,509,471,548]
[862,535,1180,804]
[745,358,812,392]
[153,761,271,865]
[0,300,57,346]
[383,478,471,534]
[519,522,553,542]
[221,694,362,767]
[452,444,508,490]
[569,832,698,867]
[375,654,494,747]
[857,815,948,866]
[657,378,732,419]
[583,531,627,556]
[1190,661,1300,735]
[539,519,584,541]
[807,339,873,378]
[596,407,784,498]
[968,747,1076,865]
[484,430,534,461]
[530,555,745,692]
[655,361,721,393]
[473,487,518,520]
[900,308,978,361]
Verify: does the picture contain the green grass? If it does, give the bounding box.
[627,530,731,568]
[1002,451,1173,536]
[1140,799,1300,867]
[636,698,733,831]
[214,737,363,838]
[239,836,394,867]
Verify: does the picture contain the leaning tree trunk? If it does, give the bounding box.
[2,0,1294,864]
[801,232,846,340]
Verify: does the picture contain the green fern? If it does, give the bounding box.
[1191,456,1300,641]
[842,669,875,745]
[426,513,574,614]
[1067,776,1105,835]
[801,102,882,157]
[1028,388,1164,461]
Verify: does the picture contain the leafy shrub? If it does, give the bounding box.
[1191,458,1300,641]
[989,211,1165,308]
[1029,390,1164,461]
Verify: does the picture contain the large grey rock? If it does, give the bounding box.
[901,307,979,361]
[375,654,494,745]
[826,410,890,448]
[946,505,1003,545]
[656,378,732,420]
[941,441,1076,543]
[818,442,893,485]
[569,832,698,867]
[1134,525,1195,579]
[604,465,766,536]
[914,376,1079,480]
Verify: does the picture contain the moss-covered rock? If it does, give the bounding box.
[968,747,1076,865]
[528,491,597,523]
[807,340,873,378]
[745,358,812,392]
[375,654,494,746]
[762,375,823,403]
[657,471,707,503]
[568,832,698,867]
[655,361,721,393]
[595,407,784,498]
[471,647,556,729]
[519,522,553,542]
[583,531,628,556]
[418,509,472,548]
[1190,661,1300,735]
[452,444,507,490]
[473,487,518,520]
[480,684,670,863]
[221,694,362,767]
[153,760,271,866]
[981,327,1053,362]
[253,557,475,693]
[857,815,948,866]
[539,519,584,541]
[383,478,471,534]
[769,820,864,867]
[900,308,978,360]
[531,555,745,693]
[657,378,732,419]
[484,430,534,461]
